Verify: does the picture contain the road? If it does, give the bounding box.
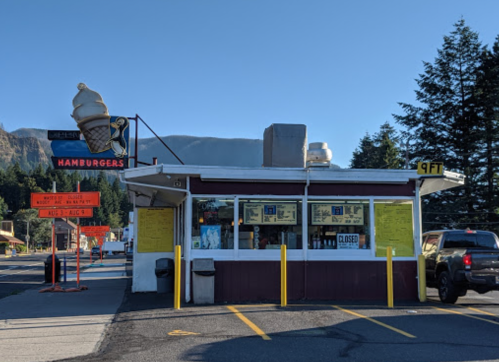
[0,251,119,299]
[57,281,499,362]
[4,255,499,362]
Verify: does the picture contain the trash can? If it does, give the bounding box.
[44,255,61,283]
[155,258,174,293]
[192,258,215,304]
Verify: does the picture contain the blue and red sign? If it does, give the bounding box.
[50,116,130,170]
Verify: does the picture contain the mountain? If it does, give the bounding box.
[133,135,263,167]
[0,128,49,171]
[5,128,339,172]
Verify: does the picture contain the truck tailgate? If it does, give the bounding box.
[469,251,499,271]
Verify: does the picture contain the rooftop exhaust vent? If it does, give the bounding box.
[263,124,307,168]
[306,142,332,167]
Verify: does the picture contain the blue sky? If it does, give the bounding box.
[1,1,498,168]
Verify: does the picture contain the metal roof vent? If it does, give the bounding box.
[307,142,332,167]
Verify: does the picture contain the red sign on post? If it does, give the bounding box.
[31,192,100,208]
[83,232,108,238]
[38,208,93,218]
[98,238,104,246]
[81,226,110,233]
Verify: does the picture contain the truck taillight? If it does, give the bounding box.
[463,254,472,267]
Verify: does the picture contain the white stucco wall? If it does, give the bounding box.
[132,250,175,292]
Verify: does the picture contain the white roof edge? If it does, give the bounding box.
[121,164,421,183]
[121,164,466,194]
[419,170,466,196]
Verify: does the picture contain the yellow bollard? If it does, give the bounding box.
[281,244,287,307]
[386,246,394,308]
[174,245,181,310]
[418,254,427,302]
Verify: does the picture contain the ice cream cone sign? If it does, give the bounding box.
[71,83,112,153]
[50,83,130,170]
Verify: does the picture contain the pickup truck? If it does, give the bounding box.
[423,229,499,303]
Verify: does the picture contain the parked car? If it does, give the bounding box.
[91,246,101,256]
[75,248,84,255]
[423,229,499,303]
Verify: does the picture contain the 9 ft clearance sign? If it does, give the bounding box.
[417,162,444,175]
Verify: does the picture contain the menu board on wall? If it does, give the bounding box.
[137,208,174,253]
[311,203,364,225]
[243,203,297,225]
[375,203,414,257]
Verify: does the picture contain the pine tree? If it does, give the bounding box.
[474,36,499,229]
[394,19,488,230]
[350,122,403,169]
[0,197,8,221]
[351,134,375,168]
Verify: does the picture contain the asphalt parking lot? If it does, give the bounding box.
[62,286,499,362]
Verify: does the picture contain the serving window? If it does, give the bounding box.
[191,197,235,250]
[238,199,302,250]
[308,200,371,250]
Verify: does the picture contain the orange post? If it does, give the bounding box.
[52,222,55,286]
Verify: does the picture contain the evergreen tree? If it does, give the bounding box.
[0,196,8,221]
[351,134,376,168]
[474,36,499,228]
[350,122,403,169]
[394,19,490,231]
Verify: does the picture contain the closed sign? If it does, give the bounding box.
[337,234,359,249]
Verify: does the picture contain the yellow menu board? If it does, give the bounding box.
[311,203,364,225]
[137,208,174,253]
[243,203,297,225]
[375,204,414,257]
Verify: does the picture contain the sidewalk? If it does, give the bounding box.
[0,262,129,362]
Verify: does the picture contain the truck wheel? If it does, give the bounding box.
[438,271,459,304]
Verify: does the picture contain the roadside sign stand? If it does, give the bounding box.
[31,188,100,291]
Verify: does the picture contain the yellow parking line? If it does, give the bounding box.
[332,305,416,338]
[432,306,499,326]
[466,307,498,317]
[227,306,271,340]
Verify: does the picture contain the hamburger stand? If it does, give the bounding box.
[119,124,466,307]
[46,84,466,306]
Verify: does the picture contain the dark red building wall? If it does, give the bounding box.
[212,260,418,302]
[190,177,415,197]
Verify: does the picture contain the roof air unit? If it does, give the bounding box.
[307,142,332,167]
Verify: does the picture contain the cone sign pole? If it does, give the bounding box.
[76,182,80,287]
[51,181,56,286]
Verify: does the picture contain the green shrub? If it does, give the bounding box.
[15,244,26,253]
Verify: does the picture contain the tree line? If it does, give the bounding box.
[351,19,499,233]
[0,163,132,245]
